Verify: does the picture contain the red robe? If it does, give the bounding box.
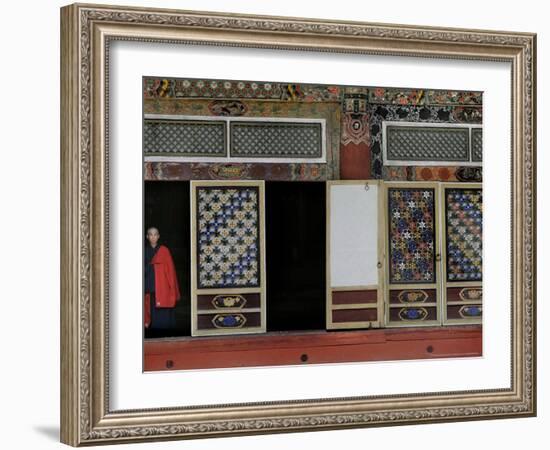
[144,244,180,328]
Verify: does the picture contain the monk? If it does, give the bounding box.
[144,227,180,330]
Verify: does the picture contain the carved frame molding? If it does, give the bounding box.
[60,3,536,446]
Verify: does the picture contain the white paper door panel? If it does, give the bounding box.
[329,183,379,287]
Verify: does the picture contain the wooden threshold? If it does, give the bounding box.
[143,325,482,371]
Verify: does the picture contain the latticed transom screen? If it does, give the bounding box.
[471,128,483,162]
[384,124,482,164]
[143,119,227,156]
[387,126,469,161]
[230,121,323,158]
[144,117,324,159]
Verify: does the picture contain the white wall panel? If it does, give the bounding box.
[329,183,379,287]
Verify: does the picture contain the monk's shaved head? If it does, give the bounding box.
[146,227,160,246]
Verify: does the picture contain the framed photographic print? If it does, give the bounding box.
[60,2,537,446]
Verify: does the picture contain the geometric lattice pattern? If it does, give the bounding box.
[143,119,226,156]
[197,187,260,288]
[230,122,323,158]
[445,188,483,282]
[388,188,436,284]
[471,128,483,162]
[386,126,470,162]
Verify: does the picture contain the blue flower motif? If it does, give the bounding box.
[221,315,238,326]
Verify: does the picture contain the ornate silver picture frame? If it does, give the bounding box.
[60,3,536,446]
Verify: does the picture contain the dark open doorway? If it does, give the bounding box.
[144,181,191,338]
[265,181,326,332]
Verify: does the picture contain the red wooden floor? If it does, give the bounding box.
[143,325,482,371]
